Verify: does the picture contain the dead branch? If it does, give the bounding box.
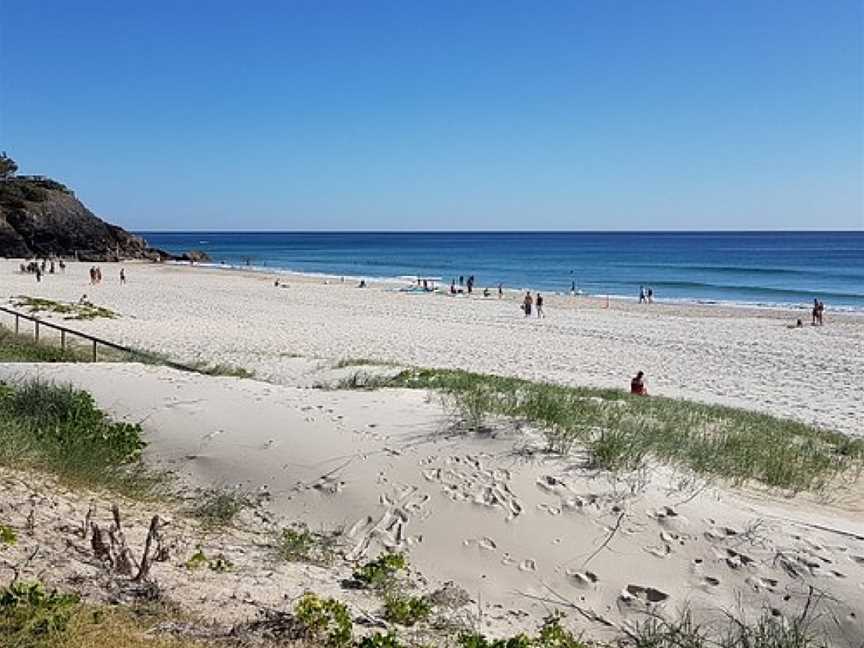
[133,515,162,582]
[582,510,626,568]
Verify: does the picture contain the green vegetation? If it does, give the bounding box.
[276,523,341,565]
[0,379,157,497]
[382,592,432,627]
[624,609,831,648]
[184,547,232,572]
[293,592,353,648]
[331,370,400,391]
[333,357,395,369]
[0,582,80,647]
[0,151,18,179]
[0,581,209,648]
[1,322,253,378]
[186,360,254,379]
[0,326,88,363]
[0,524,17,546]
[336,368,863,493]
[357,631,406,648]
[352,552,408,590]
[459,613,584,648]
[189,488,253,529]
[14,296,117,321]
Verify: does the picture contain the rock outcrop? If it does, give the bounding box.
[0,177,165,261]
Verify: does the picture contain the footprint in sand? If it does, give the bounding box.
[850,555,864,566]
[537,503,562,516]
[201,429,223,442]
[518,559,537,572]
[745,575,778,592]
[566,570,598,589]
[500,552,517,566]
[463,537,497,551]
[701,576,721,588]
[644,543,671,558]
[725,548,755,570]
[621,584,670,605]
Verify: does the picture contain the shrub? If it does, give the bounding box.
[382,592,431,626]
[0,581,80,644]
[352,552,407,590]
[293,592,353,647]
[0,525,17,546]
[276,523,339,565]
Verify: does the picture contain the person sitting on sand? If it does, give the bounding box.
[630,371,647,396]
[483,287,490,297]
[358,279,367,288]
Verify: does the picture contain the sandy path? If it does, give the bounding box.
[2,259,860,436]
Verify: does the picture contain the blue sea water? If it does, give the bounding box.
[138,231,864,311]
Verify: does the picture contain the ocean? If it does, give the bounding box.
[138,231,864,311]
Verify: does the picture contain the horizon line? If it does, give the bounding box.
[133,228,864,234]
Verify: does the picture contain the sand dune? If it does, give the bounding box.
[1,362,861,642]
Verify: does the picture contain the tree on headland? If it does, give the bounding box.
[0,152,18,179]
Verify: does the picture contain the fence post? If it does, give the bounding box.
[35,321,39,342]
[92,340,97,362]
[15,314,19,334]
[61,330,66,351]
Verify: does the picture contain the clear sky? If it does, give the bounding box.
[1,1,862,231]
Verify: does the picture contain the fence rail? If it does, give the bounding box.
[0,305,195,372]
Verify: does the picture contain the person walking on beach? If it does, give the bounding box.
[639,286,646,304]
[498,283,503,299]
[120,268,126,285]
[630,371,647,395]
[536,293,544,318]
[523,291,533,317]
[647,287,654,303]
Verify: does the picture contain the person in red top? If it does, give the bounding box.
[630,371,647,396]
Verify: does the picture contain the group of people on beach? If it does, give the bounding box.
[19,258,65,282]
[811,298,825,326]
[88,266,104,284]
[521,291,544,318]
[638,285,655,303]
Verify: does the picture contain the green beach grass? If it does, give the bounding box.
[0,378,161,498]
[335,368,863,493]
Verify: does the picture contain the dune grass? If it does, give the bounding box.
[14,296,117,321]
[0,323,254,378]
[188,487,254,529]
[0,326,92,362]
[0,378,161,498]
[341,368,862,493]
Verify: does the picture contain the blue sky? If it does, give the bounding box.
[1,1,862,231]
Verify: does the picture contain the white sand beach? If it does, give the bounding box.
[1,260,861,436]
[1,259,863,643]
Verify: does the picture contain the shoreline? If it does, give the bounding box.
[156,258,864,319]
